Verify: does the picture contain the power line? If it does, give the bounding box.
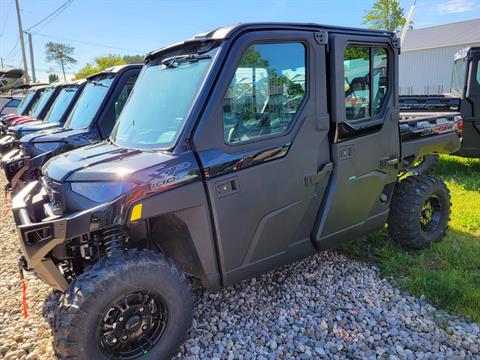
[32,32,145,53]
[0,0,14,37]
[24,0,74,32]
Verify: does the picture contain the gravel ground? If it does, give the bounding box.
[0,174,479,360]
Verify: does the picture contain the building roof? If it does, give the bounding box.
[402,18,480,52]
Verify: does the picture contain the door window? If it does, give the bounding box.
[344,46,389,123]
[223,42,306,144]
[344,47,370,120]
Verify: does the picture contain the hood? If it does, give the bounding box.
[43,141,193,183]
[12,120,44,131]
[2,114,23,125]
[21,127,93,143]
[11,116,37,126]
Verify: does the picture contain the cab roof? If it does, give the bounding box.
[146,22,396,61]
[87,64,143,80]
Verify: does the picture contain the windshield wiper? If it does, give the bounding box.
[90,80,109,87]
[162,54,211,68]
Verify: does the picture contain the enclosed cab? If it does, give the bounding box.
[12,24,458,359]
[0,81,87,155]
[2,65,141,192]
[0,96,22,116]
[0,85,47,131]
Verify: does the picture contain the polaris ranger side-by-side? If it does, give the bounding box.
[0,85,49,132]
[2,65,141,193]
[0,81,86,155]
[400,46,480,173]
[13,24,460,359]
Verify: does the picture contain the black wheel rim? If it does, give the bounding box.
[98,291,168,359]
[420,195,442,234]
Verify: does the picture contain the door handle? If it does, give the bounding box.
[304,162,333,187]
[380,155,399,168]
[215,176,239,198]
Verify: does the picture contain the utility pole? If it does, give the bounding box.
[14,0,30,83]
[26,32,36,82]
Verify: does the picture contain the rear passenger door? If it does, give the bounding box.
[193,30,331,285]
[313,34,400,249]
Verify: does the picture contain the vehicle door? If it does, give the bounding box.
[193,30,331,285]
[463,48,480,157]
[313,33,400,248]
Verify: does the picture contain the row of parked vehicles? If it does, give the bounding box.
[0,23,476,360]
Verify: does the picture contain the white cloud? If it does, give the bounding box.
[437,0,475,14]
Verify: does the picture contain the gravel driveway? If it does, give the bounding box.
[0,175,478,360]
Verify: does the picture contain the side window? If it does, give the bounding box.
[223,42,306,144]
[344,46,389,122]
[344,47,370,121]
[373,48,388,115]
[6,99,21,107]
[114,75,137,119]
[476,59,480,86]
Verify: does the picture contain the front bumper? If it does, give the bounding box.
[2,149,53,192]
[12,181,116,290]
[2,149,31,192]
[0,135,18,155]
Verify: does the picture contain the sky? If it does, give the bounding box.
[1,0,479,82]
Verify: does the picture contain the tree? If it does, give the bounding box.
[363,0,408,34]
[74,54,143,80]
[48,73,59,84]
[45,42,77,81]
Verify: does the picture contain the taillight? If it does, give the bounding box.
[454,116,463,134]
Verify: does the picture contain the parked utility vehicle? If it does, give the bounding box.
[0,85,48,131]
[0,81,86,155]
[400,46,480,173]
[2,65,140,192]
[13,24,460,359]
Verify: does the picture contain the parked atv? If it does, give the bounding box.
[400,46,480,173]
[0,81,86,155]
[12,24,460,359]
[2,65,141,193]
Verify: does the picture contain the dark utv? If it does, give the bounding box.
[400,46,480,173]
[2,65,140,192]
[0,81,86,155]
[13,24,460,359]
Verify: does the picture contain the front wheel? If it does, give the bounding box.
[53,249,193,360]
[388,175,451,249]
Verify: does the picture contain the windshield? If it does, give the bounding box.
[451,57,468,96]
[111,48,217,149]
[16,89,36,115]
[65,75,114,129]
[43,86,79,123]
[29,87,55,118]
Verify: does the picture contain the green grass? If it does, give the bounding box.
[341,155,480,322]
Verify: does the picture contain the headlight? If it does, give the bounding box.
[33,142,60,153]
[71,182,136,202]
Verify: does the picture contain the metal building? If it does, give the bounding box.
[399,18,480,95]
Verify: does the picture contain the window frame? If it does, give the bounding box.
[342,42,392,131]
[222,40,309,147]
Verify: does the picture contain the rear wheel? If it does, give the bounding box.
[388,175,451,249]
[406,154,439,175]
[53,249,193,360]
